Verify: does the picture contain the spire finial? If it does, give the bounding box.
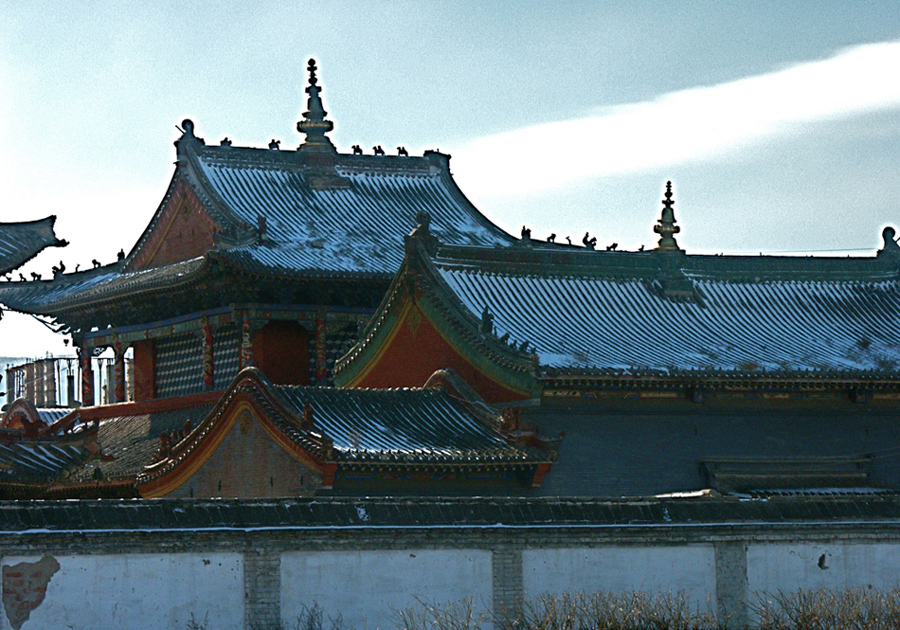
[654,181,682,252]
[297,58,336,154]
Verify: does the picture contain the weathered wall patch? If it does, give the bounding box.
[2,556,60,630]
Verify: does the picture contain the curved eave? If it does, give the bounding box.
[0,216,68,276]
[422,150,517,247]
[0,257,212,319]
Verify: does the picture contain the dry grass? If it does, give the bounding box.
[505,591,720,630]
[755,588,900,630]
[395,596,486,630]
[192,588,900,630]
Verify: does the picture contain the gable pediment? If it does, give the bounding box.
[127,177,223,271]
[136,392,326,499]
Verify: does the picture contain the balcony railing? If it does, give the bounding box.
[5,356,134,408]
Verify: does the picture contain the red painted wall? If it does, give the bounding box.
[253,321,310,385]
[355,309,525,404]
[129,182,220,270]
[132,339,156,401]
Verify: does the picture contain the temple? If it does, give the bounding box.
[0,61,898,500]
[0,60,558,498]
[335,184,900,496]
[0,60,513,406]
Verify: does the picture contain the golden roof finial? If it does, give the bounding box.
[654,181,682,252]
[297,58,336,154]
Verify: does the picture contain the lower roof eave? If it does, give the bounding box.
[539,371,900,392]
[335,459,552,471]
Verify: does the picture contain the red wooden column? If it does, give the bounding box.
[132,339,156,401]
[240,311,254,369]
[314,309,327,385]
[200,317,214,390]
[113,339,127,403]
[77,345,94,406]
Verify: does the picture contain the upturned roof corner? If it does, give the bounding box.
[174,119,205,161]
[0,216,69,276]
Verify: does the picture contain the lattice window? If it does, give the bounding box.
[155,333,203,398]
[213,324,241,388]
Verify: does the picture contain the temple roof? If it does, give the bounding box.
[438,253,900,376]
[137,368,554,493]
[0,216,67,276]
[0,258,207,317]
[0,144,512,321]
[266,378,541,466]
[190,146,514,277]
[0,62,514,325]
[338,213,900,385]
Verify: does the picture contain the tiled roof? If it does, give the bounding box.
[0,145,514,320]
[35,408,75,427]
[135,369,555,491]
[1,495,900,532]
[0,217,67,276]
[425,244,900,378]
[140,369,550,486]
[268,383,542,465]
[0,438,91,482]
[69,404,215,483]
[192,148,515,277]
[0,258,208,315]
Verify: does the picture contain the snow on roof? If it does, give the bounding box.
[195,150,514,276]
[436,259,900,376]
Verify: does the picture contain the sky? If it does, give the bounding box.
[0,0,898,358]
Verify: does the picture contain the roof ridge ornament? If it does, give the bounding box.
[297,58,337,155]
[878,226,900,261]
[654,181,682,253]
[405,210,440,256]
[174,118,206,160]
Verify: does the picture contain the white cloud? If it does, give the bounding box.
[454,40,900,198]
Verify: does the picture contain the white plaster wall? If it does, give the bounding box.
[748,542,900,594]
[0,552,243,630]
[523,545,716,610]
[281,549,493,630]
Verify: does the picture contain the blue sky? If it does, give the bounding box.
[0,1,898,357]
